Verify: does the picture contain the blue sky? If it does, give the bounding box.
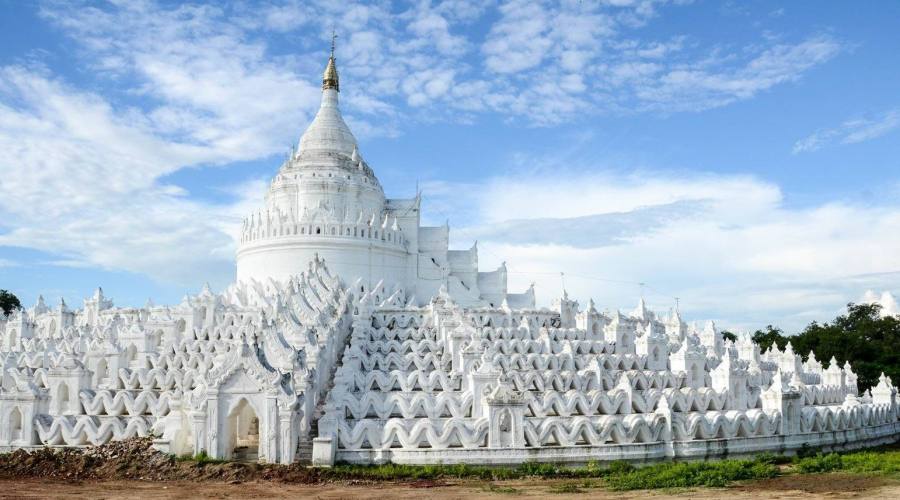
[1,0,899,332]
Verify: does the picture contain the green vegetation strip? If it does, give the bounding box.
[313,446,900,490]
[602,458,778,490]
[794,449,900,475]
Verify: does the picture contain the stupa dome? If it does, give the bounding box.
[296,79,357,159]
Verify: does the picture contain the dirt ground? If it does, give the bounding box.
[2,441,897,499]
[1,474,897,500]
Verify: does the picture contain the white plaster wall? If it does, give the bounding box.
[237,236,410,291]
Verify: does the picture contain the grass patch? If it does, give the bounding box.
[794,453,844,474]
[604,457,779,491]
[515,461,562,477]
[323,456,785,488]
[840,449,900,474]
[176,450,227,464]
[326,462,517,481]
[793,448,900,476]
[323,461,609,481]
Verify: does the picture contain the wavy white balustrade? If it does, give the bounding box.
[35,415,152,446]
[524,414,666,446]
[334,417,489,449]
[79,390,174,417]
[671,410,778,440]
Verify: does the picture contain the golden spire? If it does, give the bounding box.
[323,30,339,92]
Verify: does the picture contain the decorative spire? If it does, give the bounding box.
[323,30,339,92]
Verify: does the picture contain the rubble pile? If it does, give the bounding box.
[0,438,179,481]
[0,438,327,483]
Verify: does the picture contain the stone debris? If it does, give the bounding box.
[0,437,326,483]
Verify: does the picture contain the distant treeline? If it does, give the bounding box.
[743,303,900,391]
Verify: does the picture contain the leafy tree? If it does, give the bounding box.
[750,304,900,391]
[789,303,900,391]
[0,289,21,317]
[721,330,737,343]
[751,325,788,352]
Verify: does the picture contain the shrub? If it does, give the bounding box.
[515,461,560,477]
[795,453,843,474]
[607,460,634,475]
[187,450,226,464]
[845,449,900,474]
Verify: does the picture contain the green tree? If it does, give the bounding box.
[751,304,900,391]
[721,330,738,343]
[0,289,21,317]
[751,325,787,352]
[790,303,900,391]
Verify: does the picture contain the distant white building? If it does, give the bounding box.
[1,48,898,466]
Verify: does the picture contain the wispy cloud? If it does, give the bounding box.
[35,0,844,127]
[38,1,322,160]
[621,34,841,112]
[793,109,900,153]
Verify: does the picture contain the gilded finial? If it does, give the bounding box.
[323,29,339,91]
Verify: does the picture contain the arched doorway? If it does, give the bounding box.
[228,399,260,461]
[692,365,704,388]
[498,409,513,447]
[95,358,109,387]
[57,383,70,415]
[125,345,138,368]
[9,407,23,442]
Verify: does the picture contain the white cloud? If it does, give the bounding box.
[861,290,900,317]
[476,2,839,120]
[33,0,843,127]
[405,4,469,56]
[38,1,321,160]
[0,66,256,287]
[421,166,900,331]
[793,109,900,153]
[627,35,841,112]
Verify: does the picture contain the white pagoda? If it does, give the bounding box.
[1,47,897,466]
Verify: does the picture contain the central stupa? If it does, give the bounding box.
[236,47,534,309]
